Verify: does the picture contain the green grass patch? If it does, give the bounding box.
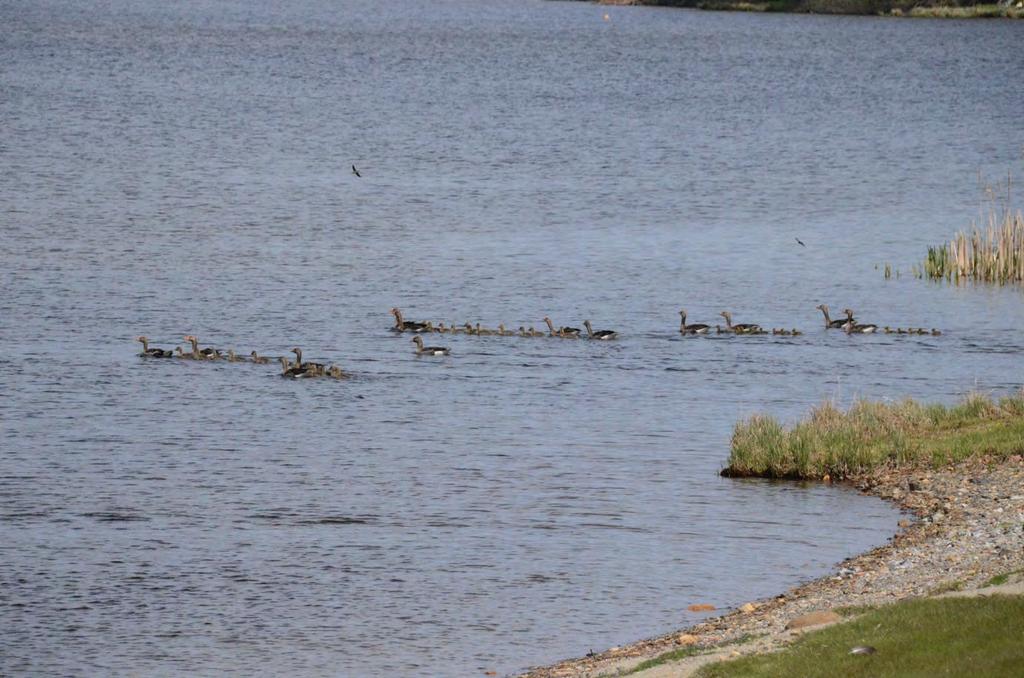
[983,569,1023,588]
[624,635,760,675]
[624,645,706,674]
[722,390,1024,480]
[696,595,1024,678]
[985,573,1011,587]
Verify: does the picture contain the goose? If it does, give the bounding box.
[498,324,515,337]
[842,319,878,334]
[543,316,580,338]
[883,327,894,334]
[841,309,877,334]
[136,336,173,358]
[175,346,197,360]
[250,351,271,364]
[772,328,783,335]
[449,323,463,335]
[583,320,617,340]
[791,329,803,336]
[279,356,313,378]
[185,335,221,360]
[679,309,711,335]
[412,335,450,356]
[529,326,544,338]
[464,323,477,335]
[931,328,942,336]
[816,304,853,329]
[435,322,448,334]
[518,326,530,338]
[291,347,325,372]
[475,323,495,336]
[225,349,248,362]
[719,311,762,334]
[390,308,429,333]
[327,365,346,379]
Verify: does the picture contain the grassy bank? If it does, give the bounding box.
[695,594,1024,677]
[722,390,1024,479]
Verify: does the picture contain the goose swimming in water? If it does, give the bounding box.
[841,309,877,334]
[185,335,221,360]
[136,336,173,358]
[225,349,248,362]
[412,335,450,356]
[842,319,878,334]
[583,320,617,340]
[291,347,325,372]
[816,304,853,329]
[543,316,580,338]
[475,323,495,336]
[719,311,762,334]
[279,356,314,378]
[498,324,515,337]
[250,351,270,364]
[390,308,429,333]
[679,309,711,335]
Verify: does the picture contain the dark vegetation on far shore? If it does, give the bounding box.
[595,0,1024,18]
[723,391,1024,480]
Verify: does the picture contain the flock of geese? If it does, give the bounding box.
[136,305,942,379]
[390,305,942,343]
[136,335,347,379]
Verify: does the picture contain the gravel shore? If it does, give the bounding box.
[519,454,1024,678]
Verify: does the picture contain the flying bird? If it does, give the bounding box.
[352,164,362,178]
[795,237,806,247]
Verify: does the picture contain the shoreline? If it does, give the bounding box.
[518,454,1024,677]
[591,1,1024,19]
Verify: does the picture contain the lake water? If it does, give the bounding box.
[2,1,1022,675]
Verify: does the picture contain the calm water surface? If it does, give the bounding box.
[2,1,1022,675]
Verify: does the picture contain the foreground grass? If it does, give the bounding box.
[723,390,1024,479]
[696,595,1024,678]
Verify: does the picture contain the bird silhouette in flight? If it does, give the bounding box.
[795,237,806,247]
[352,165,362,178]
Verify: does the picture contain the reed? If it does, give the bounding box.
[722,390,1024,480]
[921,209,1024,284]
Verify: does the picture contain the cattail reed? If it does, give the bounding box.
[922,209,1024,284]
